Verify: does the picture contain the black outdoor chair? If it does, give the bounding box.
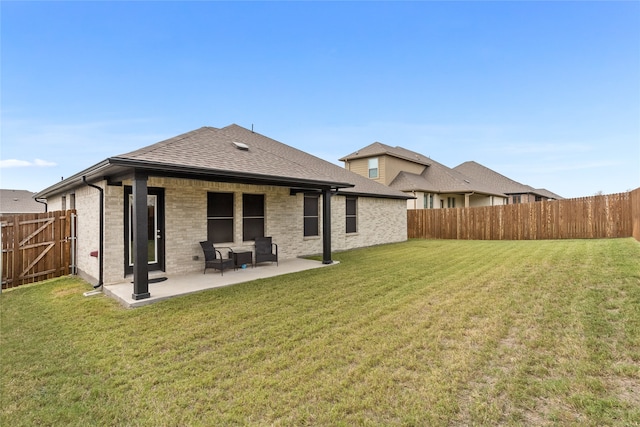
[254,236,278,266]
[199,241,235,276]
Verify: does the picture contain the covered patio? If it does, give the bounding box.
[35,125,409,301]
[100,257,337,308]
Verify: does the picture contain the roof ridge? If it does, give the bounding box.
[340,141,431,166]
[220,125,371,183]
[454,160,534,193]
[114,127,218,159]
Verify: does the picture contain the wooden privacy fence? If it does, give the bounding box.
[633,187,640,241]
[408,190,640,241]
[1,210,76,290]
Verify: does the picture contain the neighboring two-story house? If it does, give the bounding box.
[340,143,564,209]
[339,142,508,209]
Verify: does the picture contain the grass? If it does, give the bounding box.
[2,238,640,426]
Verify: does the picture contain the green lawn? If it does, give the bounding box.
[2,239,640,426]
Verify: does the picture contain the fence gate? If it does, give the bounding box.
[1,210,76,290]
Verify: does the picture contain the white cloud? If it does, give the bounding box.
[0,115,175,191]
[34,158,57,167]
[0,158,57,168]
[0,159,31,168]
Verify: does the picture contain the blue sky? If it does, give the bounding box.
[1,1,638,199]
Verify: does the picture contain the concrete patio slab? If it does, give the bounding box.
[101,258,337,308]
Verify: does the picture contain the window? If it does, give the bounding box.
[207,192,234,243]
[447,197,456,208]
[429,194,434,209]
[243,194,264,241]
[346,196,357,233]
[303,194,319,237]
[368,158,379,179]
[513,195,522,204]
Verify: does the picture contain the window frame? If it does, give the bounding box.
[346,196,357,233]
[242,193,265,241]
[368,158,379,179]
[207,192,235,243]
[303,194,320,237]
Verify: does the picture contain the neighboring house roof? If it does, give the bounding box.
[339,142,431,167]
[340,141,504,197]
[35,124,410,200]
[185,125,409,198]
[0,189,46,214]
[454,161,563,199]
[532,188,564,200]
[389,158,506,197]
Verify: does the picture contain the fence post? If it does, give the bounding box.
[12,215,20,287]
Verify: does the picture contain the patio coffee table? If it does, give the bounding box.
[232,251,253,270]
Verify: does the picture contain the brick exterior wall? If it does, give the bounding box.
[44,194,66,212]
[331,195,408,251]
[67,177,407,284]
[103,184,124,285]
[75,185,102,285]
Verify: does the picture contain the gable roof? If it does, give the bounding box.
[340,141,504,197]
[35,124,410,200]
[339,142,431,167]
[0,189,46,214]
[454,161,563,199]
[389,157,506,197]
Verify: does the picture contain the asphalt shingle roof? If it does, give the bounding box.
[222,126,410,198]
[341,141,503,196]
[0,189,46,214]
[389,160,505,196]
[110,124,410,199]
[454,161,563,199]
[340,142,431,166]
[531,188,564,200]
